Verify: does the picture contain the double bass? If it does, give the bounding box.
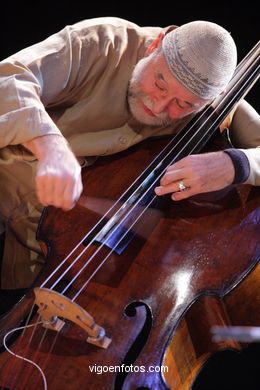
[0,41,259,390]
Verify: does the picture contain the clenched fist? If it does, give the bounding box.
[23,134,83,210]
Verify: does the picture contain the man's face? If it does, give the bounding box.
[127,49,208,126]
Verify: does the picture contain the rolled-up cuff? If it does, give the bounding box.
[223,148,250,184]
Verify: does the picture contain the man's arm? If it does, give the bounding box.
[0,25,86,209]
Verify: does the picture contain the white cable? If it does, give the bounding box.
[3,322,47,390]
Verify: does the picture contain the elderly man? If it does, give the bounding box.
[0,17,259,289]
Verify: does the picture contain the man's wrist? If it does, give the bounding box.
[22,134,67,159]
[223,148,250,184]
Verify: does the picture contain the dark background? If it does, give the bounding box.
[1,2,259,110]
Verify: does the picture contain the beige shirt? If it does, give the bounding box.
[0,17,259,182]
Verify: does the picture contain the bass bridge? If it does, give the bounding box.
[34,287,111,349]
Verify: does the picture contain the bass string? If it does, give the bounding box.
[39,110,212,290]
[47,108,212,293]
[39,45,259,295]
[53,48,259,297]
[39,118,183,289]
[42,52,256,289]
[71,191,158,301]
[61,51,259,300]
[26,325,60,390]
[69,52,260,299]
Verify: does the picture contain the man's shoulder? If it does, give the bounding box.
[71,17,142,31]
[70,16,166,37]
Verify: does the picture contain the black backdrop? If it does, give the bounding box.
[1,1,259,110]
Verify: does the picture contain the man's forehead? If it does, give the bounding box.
[156,54,209,106]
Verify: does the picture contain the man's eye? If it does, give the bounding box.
[176,100,185,109]
[155,82,166,91]
[175,99,190,110]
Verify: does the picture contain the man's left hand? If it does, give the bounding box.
[155,151,235,201]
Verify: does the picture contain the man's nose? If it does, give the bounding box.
[152,96,170,114]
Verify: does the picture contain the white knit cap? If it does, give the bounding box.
[162,21,237,99]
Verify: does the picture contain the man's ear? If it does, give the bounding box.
[146,33,165,55]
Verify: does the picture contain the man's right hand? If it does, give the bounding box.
[23,134,83,210]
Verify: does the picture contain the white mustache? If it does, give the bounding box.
[138,94,171,122]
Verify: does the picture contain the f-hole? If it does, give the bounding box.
[114,301,152,390]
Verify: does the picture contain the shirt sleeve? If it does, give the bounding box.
[229,99,260,186]
[0,25,84,149]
